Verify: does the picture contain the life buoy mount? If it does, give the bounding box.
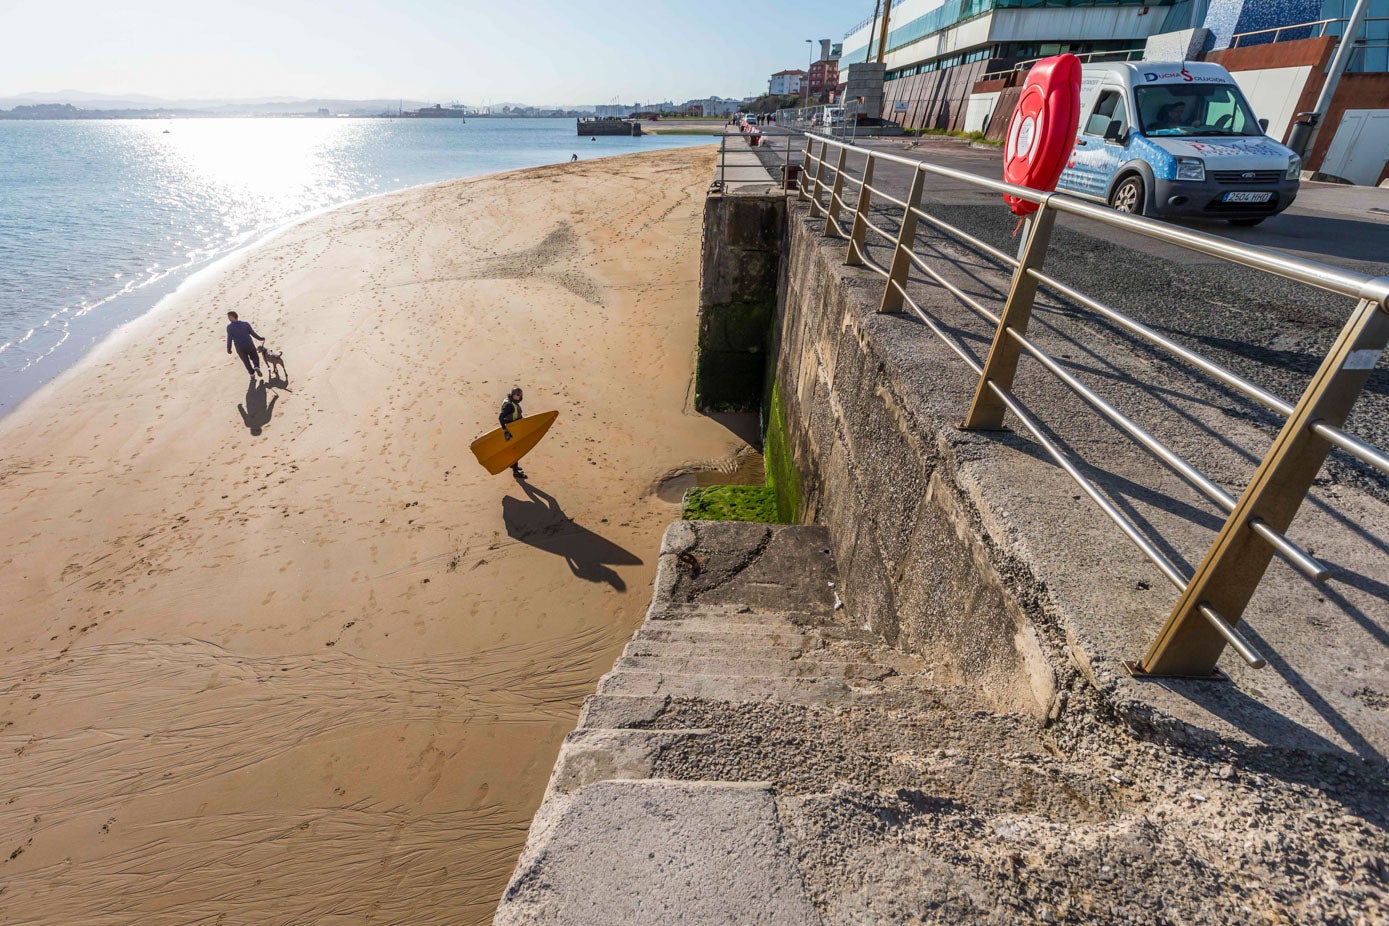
[1002,54,1082,217]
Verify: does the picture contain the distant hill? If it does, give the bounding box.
[0,92,437,116]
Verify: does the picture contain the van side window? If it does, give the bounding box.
[1083,90,1128,138]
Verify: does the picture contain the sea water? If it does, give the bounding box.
[0,117,714,414]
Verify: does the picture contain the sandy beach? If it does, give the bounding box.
[0,146,744,923]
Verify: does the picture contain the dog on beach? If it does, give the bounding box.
[258,344,287,381]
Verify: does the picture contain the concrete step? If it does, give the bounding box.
[573,682,1005,732]
[576,694,672,730]
[544,728,709,798]
[650,606,835,627]
[634,625,818,649]
[621,638,818,661]
[495,779,819,925]
[613,653,896,681]
[639,617,810,635]
[648,739,1099,816]
[596,669,886,705]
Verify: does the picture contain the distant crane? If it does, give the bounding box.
[865,0,893,63]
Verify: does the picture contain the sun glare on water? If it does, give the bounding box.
[141,118,370,237]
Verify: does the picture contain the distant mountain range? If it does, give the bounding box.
[0,92,588,116]
[0,92,440,115]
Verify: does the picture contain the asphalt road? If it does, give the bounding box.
[758,131,1389,501]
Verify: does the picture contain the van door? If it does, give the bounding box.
[1062,86,1130,198]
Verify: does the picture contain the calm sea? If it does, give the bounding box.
[0,117,713,414]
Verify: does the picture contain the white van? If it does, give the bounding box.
[1056,61,1301,226]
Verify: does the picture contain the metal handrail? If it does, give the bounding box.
[793,133,1389,677]
[1006,47,1146,76]
[1230,17,1389,48]
[714,132,803,192]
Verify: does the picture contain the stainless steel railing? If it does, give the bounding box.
[714,132,806,192]
[794,133,1389,677]
[1233,17,1383,47]
[1004,47,1146,78]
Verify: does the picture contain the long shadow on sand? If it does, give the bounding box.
[238,379,279,436]
[502,481,642,591]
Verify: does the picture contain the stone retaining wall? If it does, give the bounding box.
[695,193,786,411]
[773,202,1056,716]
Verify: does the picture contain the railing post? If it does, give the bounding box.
[798,137,818,203]
[809,139,830,217]
[794,137,804,196]
[845,153,875,267]
[960,203,1056,428]
[823,145,849,238]
[784,134,793,191]
[878,166,927,313]
[1140,296,1389,676]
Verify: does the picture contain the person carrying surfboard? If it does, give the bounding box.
[499,387,527,479]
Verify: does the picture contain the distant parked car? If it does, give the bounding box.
[745,114,759,126]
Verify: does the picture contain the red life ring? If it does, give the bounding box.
[1002,54,1082,217]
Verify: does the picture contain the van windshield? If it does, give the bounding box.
[1135,84,1263,137]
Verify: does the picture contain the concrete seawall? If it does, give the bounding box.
[774,207,1055,715]
[771,193,1389,758]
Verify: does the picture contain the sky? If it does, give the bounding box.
[0,0,866,105]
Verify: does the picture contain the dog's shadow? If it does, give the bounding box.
[265,375,291,391]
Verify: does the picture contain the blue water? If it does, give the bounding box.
[0,117,713,413]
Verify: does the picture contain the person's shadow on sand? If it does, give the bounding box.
[502,481,642,591]
[238,380,278,436]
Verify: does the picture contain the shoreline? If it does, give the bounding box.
[1,173,466,426]
[0,145,738,922]
[0,135,718,424]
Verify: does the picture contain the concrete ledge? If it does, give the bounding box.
[496,779,820,926]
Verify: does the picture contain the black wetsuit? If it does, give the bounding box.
[500,398,525,473]
[499,398,522,430]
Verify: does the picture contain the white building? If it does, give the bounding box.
[681,96,742,117]
[768,70,806,96]
[839,0,1180,131]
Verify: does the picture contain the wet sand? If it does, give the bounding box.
[0,146,745,923]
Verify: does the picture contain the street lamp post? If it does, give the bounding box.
[804,39,813,120]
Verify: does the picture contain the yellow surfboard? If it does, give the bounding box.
[470,411,559,475]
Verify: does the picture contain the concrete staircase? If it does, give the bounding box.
[494,521,1388,924]
[495,521,1049,925]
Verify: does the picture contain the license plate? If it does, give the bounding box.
[1223,191,1273,203]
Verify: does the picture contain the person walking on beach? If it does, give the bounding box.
[225,311,266,378]
[571,153,578,162]
[499,386,528,479]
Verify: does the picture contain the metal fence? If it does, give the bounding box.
[1229,17,1388,47]
[1003,47,1146,77]
[1230,17,1389,68]
[714,132,805,192]
[796,133,1389,677]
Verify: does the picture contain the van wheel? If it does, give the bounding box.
[1109,176,1145,214]
[1228,217,1266,227]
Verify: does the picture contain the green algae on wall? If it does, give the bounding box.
[764,381,801,524]
[693,297,774,412]
[681,485,780,523]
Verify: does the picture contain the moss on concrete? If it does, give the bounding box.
[764,381,802,523]
[695,297,775,412]
[681,485,781,523]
